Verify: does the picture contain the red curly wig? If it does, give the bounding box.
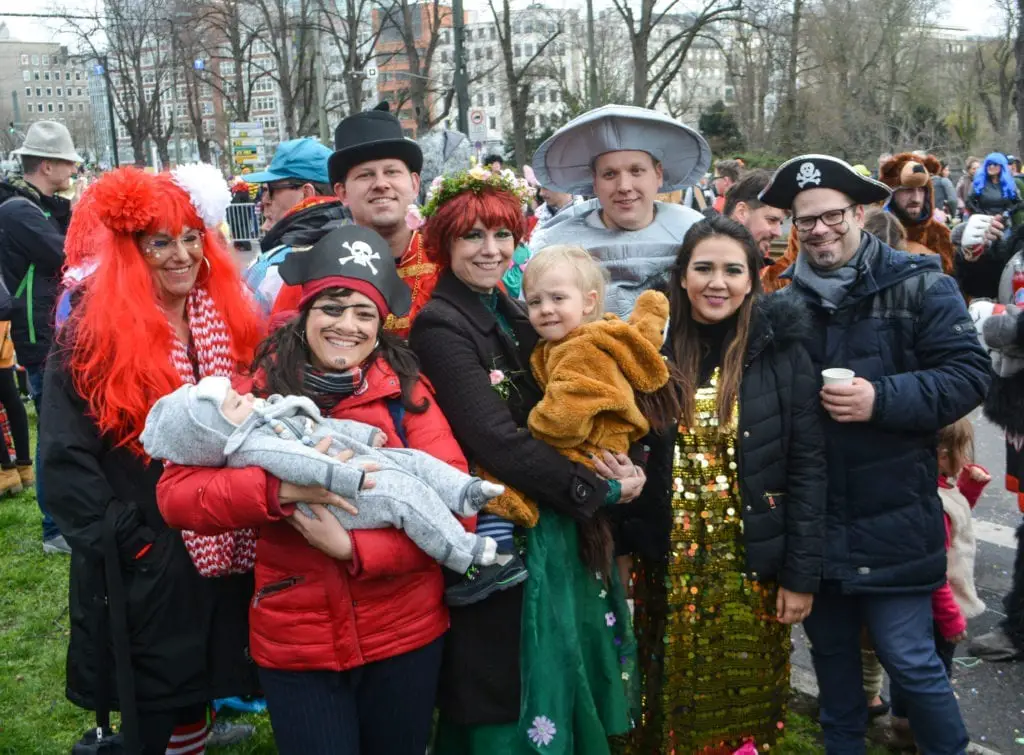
[64,167,263,454]
[422,186,528,267]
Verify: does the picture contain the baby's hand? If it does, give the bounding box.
[372,431,387,448]
[967,465,991,484]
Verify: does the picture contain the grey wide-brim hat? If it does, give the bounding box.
[12,121,83,163]
[532,105,711,195]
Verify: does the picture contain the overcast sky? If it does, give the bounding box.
[0,0,1000,47]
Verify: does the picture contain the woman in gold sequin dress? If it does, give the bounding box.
[608,216,826,754]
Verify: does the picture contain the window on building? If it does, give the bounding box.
[465,29,472,40]
[551,89,559,103]
[75,71,81,80]
[31,54,39,65]
[78,103,84,112]
[201,101,214,115]
[514,44,521,57]
[534,114,541,128]
[441,50,448,63]
[35,87,41,96]
[22,70,29,82]
[57,87,62,96]
[24,87,30,96]
[538,90,545,103]
[475,93,483,106]
[20,54,28,65]
[57,103,64,112]
[47,103,54,112]
[77,88,83,96]
[525,43,533,56]
[42,54,49,65]
[489,115,496,129]
[33,71,39,81]
[486,48,493,60]
[43,71,50,81]
[488,92,495,106]
[490,27,496,40]
[474,48,482,60]
[443,30,450,44]
[46,87,52,96]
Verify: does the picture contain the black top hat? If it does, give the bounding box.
[760,154,891,210]
[327,108,424,186]
[279,225,412,317]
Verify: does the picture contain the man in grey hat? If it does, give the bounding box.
[762,154,990,754]
[529,105,709,317]
[0,120,81,555]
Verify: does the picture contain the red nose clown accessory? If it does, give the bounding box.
[279,225,412,320]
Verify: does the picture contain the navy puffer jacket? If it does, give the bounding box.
[780,233,991,593]
[609,294,827,594]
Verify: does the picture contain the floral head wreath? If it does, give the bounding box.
[405,163,534,230]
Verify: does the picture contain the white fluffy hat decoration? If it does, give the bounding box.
[171,163,232,228]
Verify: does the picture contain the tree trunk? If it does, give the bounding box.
[631,0,652,106]
[156,138,171,169]
[586,0,598,107]
[1017,0,1024,159]
[197,139,212,163]
[781,0,802,152]
[131,131,147,167]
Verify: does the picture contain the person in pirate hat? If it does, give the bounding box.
[761,154,989,753]
[529,105,711,317]
[878,152,955,274]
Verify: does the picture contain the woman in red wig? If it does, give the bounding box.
[40,166,263,753]
[409,168,642,754]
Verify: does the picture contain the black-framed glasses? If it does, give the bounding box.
[792,204,856,232]
[264,181,305,199]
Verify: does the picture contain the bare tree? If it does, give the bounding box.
[488,1,565,169]
[973,0,1017,142]
[248,0,319,138]
[316,0,390,119]
[1017,0,1024,159]
[375,0,453,132]
[55,0,169,166]
[610,0,742,108]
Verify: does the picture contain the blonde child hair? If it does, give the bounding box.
[938,418,975,477]
[522,245,608,323]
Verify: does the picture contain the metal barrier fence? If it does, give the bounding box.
[226,203,261,247]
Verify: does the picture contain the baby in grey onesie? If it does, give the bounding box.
[141,376,501,573]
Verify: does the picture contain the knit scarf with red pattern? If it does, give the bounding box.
[174,287,259,577]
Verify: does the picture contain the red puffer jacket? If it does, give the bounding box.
[156,357,469,671]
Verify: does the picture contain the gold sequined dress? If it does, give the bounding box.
[622,370,790,754]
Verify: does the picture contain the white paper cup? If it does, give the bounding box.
[822,368,855,386]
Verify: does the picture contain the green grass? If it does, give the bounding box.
[0,421,883,754]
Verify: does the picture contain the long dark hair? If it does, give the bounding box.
[247,288,428,413]
[667,215,762,429]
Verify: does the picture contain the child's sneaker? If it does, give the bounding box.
[445,553,528,607]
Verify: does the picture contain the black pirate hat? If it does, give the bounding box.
[760,154,891,210]
[279,225,412,317]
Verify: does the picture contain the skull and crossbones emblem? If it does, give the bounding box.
[796,162,822,188]
[338,240,380,275]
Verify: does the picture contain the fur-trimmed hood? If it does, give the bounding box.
[747,291,812,359]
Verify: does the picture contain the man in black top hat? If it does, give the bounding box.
[327,103,432,337]
[760,154,990,753]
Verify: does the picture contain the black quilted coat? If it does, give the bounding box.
[608,294,827,594]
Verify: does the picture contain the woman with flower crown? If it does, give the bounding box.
[409,166,644,754]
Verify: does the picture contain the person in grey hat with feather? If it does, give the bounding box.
[528,105,710,317]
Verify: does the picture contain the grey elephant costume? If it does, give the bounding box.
[141,376,500,573]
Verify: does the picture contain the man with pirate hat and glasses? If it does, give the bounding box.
[761,155,990,754]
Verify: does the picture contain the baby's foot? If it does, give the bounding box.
[459,479,505,515]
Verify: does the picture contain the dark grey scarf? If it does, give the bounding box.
[792,233,878,310]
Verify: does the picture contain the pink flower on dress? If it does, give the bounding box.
[489,370,505,386]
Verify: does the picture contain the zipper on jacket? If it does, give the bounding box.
[252,576,304,607]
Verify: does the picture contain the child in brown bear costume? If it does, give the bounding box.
[478,245,670,586]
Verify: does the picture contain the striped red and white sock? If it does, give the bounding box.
[165,719,209,755]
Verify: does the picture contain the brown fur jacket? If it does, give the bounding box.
[480,290,670,526]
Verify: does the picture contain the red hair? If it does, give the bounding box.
[65,170,263,454]
[422,186,527,267]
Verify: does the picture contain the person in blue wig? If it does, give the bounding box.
[967,153,1024,227]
